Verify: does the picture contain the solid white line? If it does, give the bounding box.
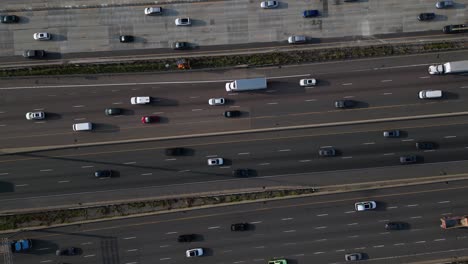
[299,160,310,162]
[317,214,328,217]
[278,149,291,152]
[165,231,177,234]
[141,173,153,176]
[15,184,29,187]
[127,249,138,252]
[315,226,327,229]
[444,135,456,138]
[123,236,136,240]
[208,226,220,229]
[401,139,414,142]
[58,180,69,183]
[250,221,263,224]
[342,83,353,86]
[81,165,94,168]
[178,170,190,173]
[123,161,136,164]
[438,201,451,204]
[84,254,95,258]
[267,102,278,105]
[363,142,375,145]
[281,217,293,221]
[383,153,395,156]
[283,230,296,233]
[238,152,250,155]
[374,245,385,248]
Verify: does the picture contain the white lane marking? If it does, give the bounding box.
[317,214,328,217]
[73,105,85,108]
[35,121,46,124]
[159,245,169,248]
[165,158,176,161]
[394,243,405,246]
[250,221,262,224]
[281,218,293,221]
[81,165,94,168]
[127,249,138,252]
[345,211,355,214]
[378,219,390,222]
[434,238,446,242]
[254,258,265,261]
[223,250,233,253]
[341,156,353,159]
[178,170,191,173]
[314,252,325,255]
[315,226,327,229]
[266,90,277,93]
[383,153,395,156]
[267,102,278,105]
[126,262,138,264]
[424,149,436,152]
[402,139,414,142]
[387,206,398,209]
[208,226,220,229]
[342,83,353,86]
[123,161,136,164]
[206,155,218,158]
[141,173,153,176]
[315,238,327,242]
[363,142,375,145]
[123,237,136,240]
[410,229,422,232]
[219,166,231,169]
[343,96,354,99]
[278,149,291,152]
[40,261,52,263]
[40,169,53,172]
[0,173,9,175]
[0,124,6,127]
[438,201,451,204]
[348,235,359,238]
[258,163,270,166]
[336,249,346,252]
[415,241,426,244]
[381,80,392,82]
[0,111,5,114]
[229,105,240,108]
[152,112,164,114]
[374,245,385,248]
[81,242,92,245]
[347,223,358,226]
[321,146,333,148]
[354,247,366,250]
[15,184,29,187]
[166,231,178,234]
[58,180,69,183]
[410,216,422,219]
[283,230,296,233]
[305,99,317,102]
[380,232,390,235]
[407,204,419,207]
[74,117,86,121]
[37,247,49,251]
[189,96,199,99]
[293,254,305,257]
[192,109,202,111]
[460,86,468,89]
[444,135,456,138]
[254,246,265,249]
[84,254,95,258]
[441,213,452,216]
[112,102,123,105]
[419,76,430,79]
[238,152,250,155]
[283,242,297,246]
[299,160,311,162]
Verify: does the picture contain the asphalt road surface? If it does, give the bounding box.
[1,51,468,150]
[6,181,468,264]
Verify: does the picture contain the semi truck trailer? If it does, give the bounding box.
[428,60,468,75]
[225,78,267,92]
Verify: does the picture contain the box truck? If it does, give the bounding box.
[225,78,267,92]
[428,60,468,75]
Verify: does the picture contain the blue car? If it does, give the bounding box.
[303,10,319,18]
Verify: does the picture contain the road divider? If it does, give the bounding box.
[2,172,468,233]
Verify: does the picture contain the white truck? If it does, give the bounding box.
[428,60,468,75]
[225,77,267,92]
[130,96,150,105]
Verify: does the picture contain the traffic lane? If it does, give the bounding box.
[9,181,468,264]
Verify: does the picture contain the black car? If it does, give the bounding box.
[334,100,355,109]
[232,169,253,177]
[165,147,186,156]
[23,50,45,59]
[383,130,400,138]
[416,142,435,150]
[385,222,407,230]
[105,108,122,116]
[224,110,241,118]
[177,234,196,242]
[231,223,249,231]
[1,15,19,23]
[318,147,336,157]
[417,13,435,21]
[94,170,113,178]
[120,35,134,43]
[173,41,190,50]
[56,247,77,256]
[400,155,417,165]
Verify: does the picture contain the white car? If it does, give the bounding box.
[260,0,279,9]
[208,98,225,106]
[288,35,307,44]
[299,79,317,87]
[355,201,377,211]
[144,7,162,15]
[33,32,51,41]
[25,111,45,120]
[186,248,203,257]
[130,96,150,105]
[207,158,223,166]
[175,18,191,26]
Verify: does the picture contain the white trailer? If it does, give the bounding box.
[428,60,468,75]
[225,78,267,92]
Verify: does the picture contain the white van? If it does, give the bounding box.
[419,90,442,99]
[73,122,93,131]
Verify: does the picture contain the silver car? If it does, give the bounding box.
[144,7,162,15]
[288,35,306,44]
[175,17,191,26]
[25,111,45,120]
[33,32,51,41]
[260,0,279,9]
[208,98,225,105]
[207,158,224,166]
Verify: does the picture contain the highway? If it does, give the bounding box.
[1,51,468,150]
[6,181,468,264]
[1,0,467,58]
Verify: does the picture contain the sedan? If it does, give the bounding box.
[94,170,113,178]
[260,0,279,9]
[173,41,190,50]
[231,223,249,231]
[175,17,191,26]
[303,10,319,18]
[288,35,306,44]
[1,15,19,23]
[120,35,134,43]
[383,130,400,138]
[318,147,336,157]
[417,13,435,21]
[56,247,77,256]
[224,110,241,118]
[299,78,317,87]
[105,108,121,116]
[268,260,287,264]
[23,50,45,59]
[385,222,408,230]
[141,116,159,124]
[232,169,253,177]
[186,248,203,257]
[355,201,377,211]
[33,32,51,40]
[436,0,453,8]
[207,158,224,166]
[334,100,355,109]
[400,155,417,164]
[416,142,435,150]
[144,7,162,15]
[25,111,45,120]
[208,98,225,105]
[345,253,363,261]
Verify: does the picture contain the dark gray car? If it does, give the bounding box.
[383,130,400,138]
[319,147,336,157]
[105,108,122,116]
[400,155,417,164]
[23,50,45,58]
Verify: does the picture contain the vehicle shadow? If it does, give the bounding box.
[91,123,120,133]
[0,181,14,193]
[152,97,178,107]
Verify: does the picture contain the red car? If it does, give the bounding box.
[141,116,159,124]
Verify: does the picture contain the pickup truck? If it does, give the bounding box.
[130,96,150,105]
